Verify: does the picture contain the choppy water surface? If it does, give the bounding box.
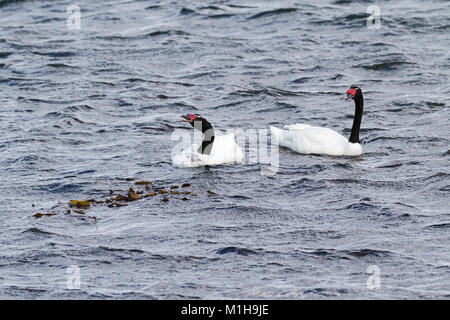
[0,0,449,299]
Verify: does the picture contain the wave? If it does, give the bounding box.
[0,52,13,58]
[0,0,28,8]
[21,228,69,241]
[230,86,303,97]
[46,63,77,69]
[216,246,259,255]
[247,8,297,20]
[31,51,77,58]
[361,61,416,71]
[304,248,394,260]
[180,8,195,15]
[292,76,314,84]
[203,13,236,19]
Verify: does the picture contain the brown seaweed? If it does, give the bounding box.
[114,195,128,201]
[34,179,213,221]
[108,202,128,208]
[144,192,156,197]
[135,181,152,185]
[69,200,91,208]
[33,212,56,218]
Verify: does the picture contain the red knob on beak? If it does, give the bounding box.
[345,88,356,100]
[181,114,196,122]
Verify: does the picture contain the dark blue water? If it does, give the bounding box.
[0,0,449,299]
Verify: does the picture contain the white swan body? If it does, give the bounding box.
[270,124,362,156]
[173,133,244,167]
[271,86,365,157]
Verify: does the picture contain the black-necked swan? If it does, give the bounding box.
[270,86,364,156]
[172,114,245,167]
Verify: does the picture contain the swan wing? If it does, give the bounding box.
[301,126,348,155]
[272,125,350,155]
[284,123,312,131]
[210,134,244,165]
[173,134,244,167]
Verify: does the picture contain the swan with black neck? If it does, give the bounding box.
[270,86,364,156]
[173,114,244,167]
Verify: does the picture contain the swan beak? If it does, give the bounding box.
[181,115,191,122]
[345,93,353,100]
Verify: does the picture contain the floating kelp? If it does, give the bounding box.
[108,202,128,208]
[128,188,139,199]
[129,192,139,200]
[69,200,91,208]
[33,212,56,219]
[33,179,213,220]
[144,192,156,197]
[135,181,152,185]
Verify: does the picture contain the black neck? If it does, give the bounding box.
[191,118,215,155]
[349,94,363,144]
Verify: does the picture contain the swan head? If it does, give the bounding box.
[181,114,215,155]
[181,113,214,138]
[181,113,200,123]
[345,86,362,101]
[181,113,212,131]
